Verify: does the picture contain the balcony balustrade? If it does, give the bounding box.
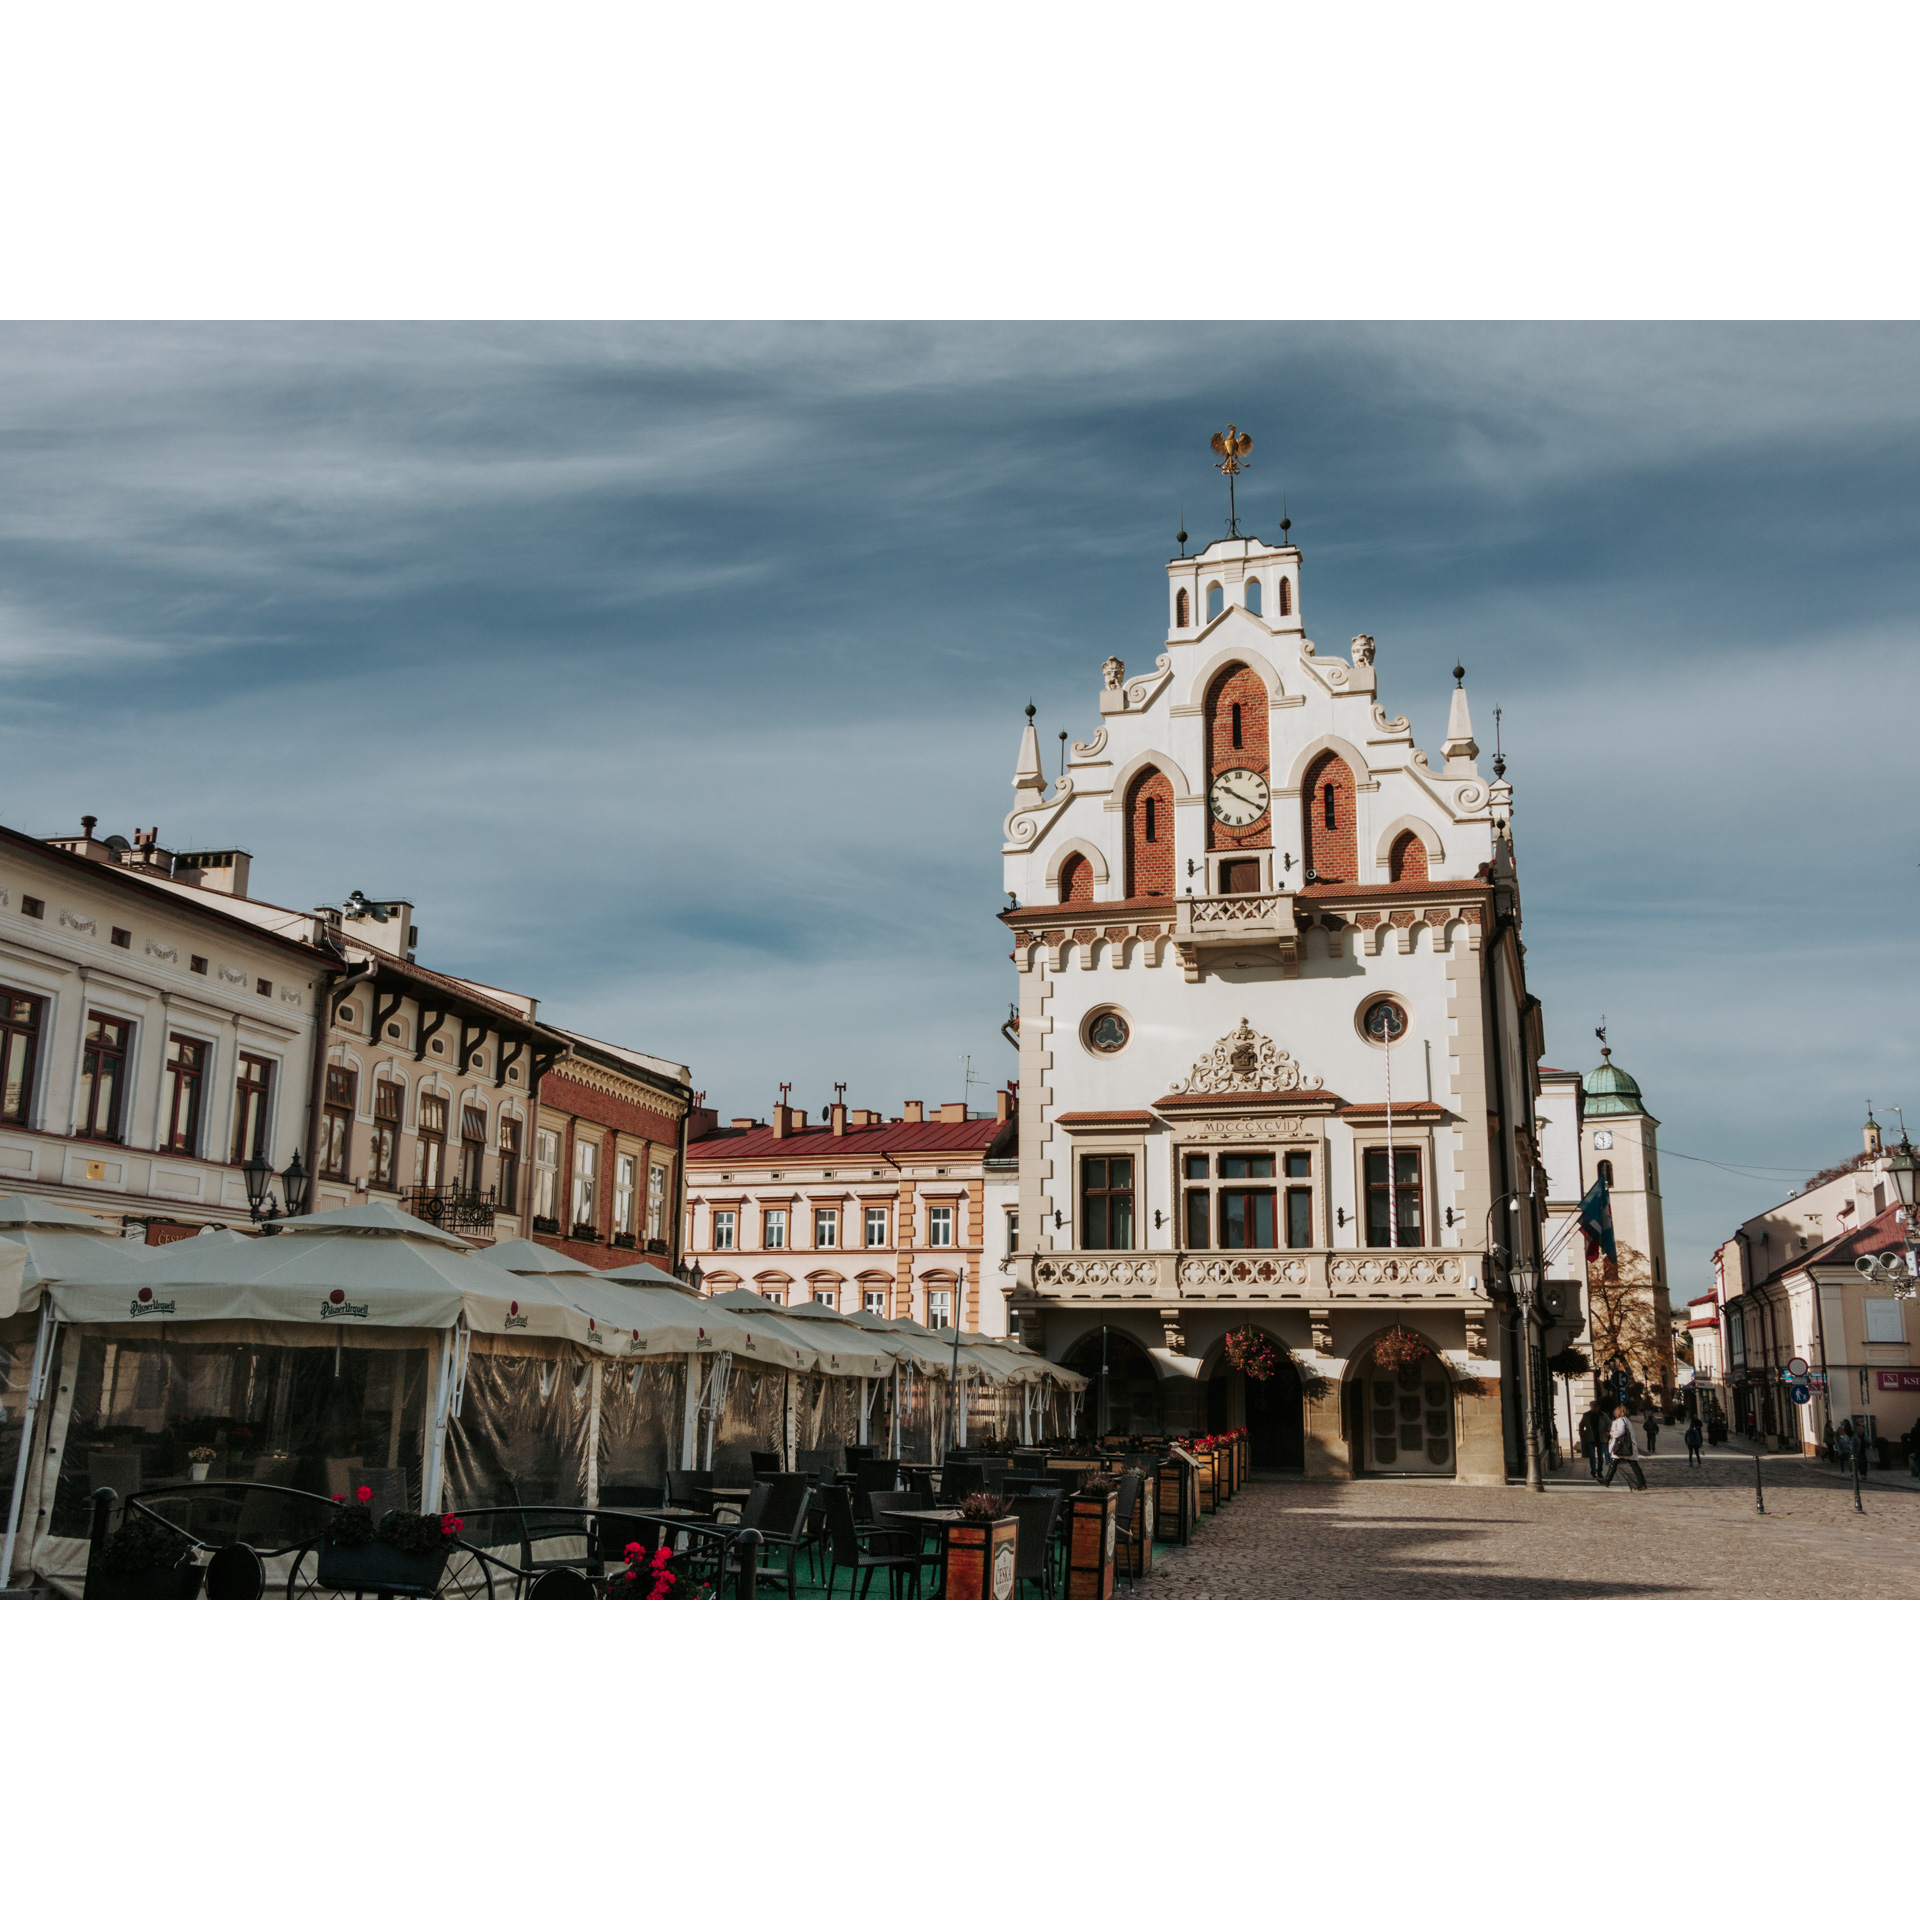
[1016,1247,1485,1304]
[403,1183,498,1235]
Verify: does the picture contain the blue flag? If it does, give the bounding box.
[1578,1179,1617,1263]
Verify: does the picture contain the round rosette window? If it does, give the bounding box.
[1083,1008,1130,1055]
[1357,996,1410,1047]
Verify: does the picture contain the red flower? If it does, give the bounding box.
[356,1485,373,1503]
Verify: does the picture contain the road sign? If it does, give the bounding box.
[1790,1385,1812,1405]
[1786,1356,1810,1380]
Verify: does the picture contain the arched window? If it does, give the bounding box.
[1389,829,1429,882]
[1175,588,1189,628]
[1245,578,1262,616]
[1204,663,1270,853]
[1278,576,1291,617]
[1206,582,1223,620]
[1125,767,1175,898]
[1058,854,1093,906]
[1597,1159,1614,1189]
[1301,750,1358,882]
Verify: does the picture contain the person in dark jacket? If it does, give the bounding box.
[1684,1418,1704,1466]
[1642,1409,1659,1454]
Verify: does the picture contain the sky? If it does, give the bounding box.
[2,321,1915,1293]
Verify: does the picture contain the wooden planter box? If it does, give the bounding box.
[1118,1473,1156,1579]
[942,1514,1020,1599]
[1196,1448,1218,1514]
[1156,1450,1197,1545]
[317,1541,448,1596]
[1218,1441,1237,1500]
[1066,1487,1118,1600]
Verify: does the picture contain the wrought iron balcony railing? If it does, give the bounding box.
[403,1184,497,1234]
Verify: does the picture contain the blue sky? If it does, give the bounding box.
[2,322,1915,1291]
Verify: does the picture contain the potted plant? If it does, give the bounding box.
[1372,1326,1429,1372]
[1066,1475,1119,1598]
[87,1515,203,1600]
[316,1485,466,1595]
[187,1446,216,1483]
[942,1491,1020,1600]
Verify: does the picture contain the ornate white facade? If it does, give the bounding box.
[998,528,1553,1482]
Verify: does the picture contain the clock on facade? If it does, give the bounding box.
[1208,767,1269,827]
[1592,1130,1614,1150]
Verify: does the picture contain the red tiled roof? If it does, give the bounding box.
[1775,1204,1907,1281]
[689,1117,1006,1161]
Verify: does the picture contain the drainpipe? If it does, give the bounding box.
[305,949,372,1214]
[671,1095,689,1273]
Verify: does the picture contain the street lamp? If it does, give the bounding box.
[1511,1261,1545,1492]
[243,1149,308,1234]
[1857,1132,1919,1302]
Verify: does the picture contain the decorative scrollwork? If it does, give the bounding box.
[1371,703,1410,733]
[1172,1017,1323,1095]
[1071,727,1108,758]
[1453,783,1488,812]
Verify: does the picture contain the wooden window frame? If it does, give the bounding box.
[864,1206,888,1248]
[1,990,46,1129]
[371,1079,404,1190]
[229,1051,274,1164]
[813,1207,838,1249]
[1363,1143,1426,1249]
[927,1204,955,1249]
[712,1208,737,1252]
[498,1116,522,1213]
[78,1013,132,1143]
[762,1208,788,1250]
[165,1032,210,1155]
[319,1064,357,1179]
[1079,1153,1135,1252]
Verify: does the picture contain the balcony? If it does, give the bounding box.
[403,1184,498,1236]
[1017,1247,1486,1305]
[1172,892,1298,978]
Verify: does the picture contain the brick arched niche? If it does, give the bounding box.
[1204,662,1271,852]
[1388,829,1429,882]
[1302,750,1358,882]
[1125,766,1175,898]
[1058,853,1094,905]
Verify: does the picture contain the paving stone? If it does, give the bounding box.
[1123,1449,1920,1600]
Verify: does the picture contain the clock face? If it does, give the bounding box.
[1209,767,1270,827]
[1592,1130,1614,1150]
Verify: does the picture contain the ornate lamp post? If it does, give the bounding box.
[1511,1260,1545,1492]
[243,1148,308,1235]
[1868,1135,1920,1300]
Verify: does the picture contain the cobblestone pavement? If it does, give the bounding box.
[1126,1447,1920,1599]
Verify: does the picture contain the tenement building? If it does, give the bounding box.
[684,1092,1016,1333]
[999,510,1553,1482]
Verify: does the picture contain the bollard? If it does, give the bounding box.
[734,1528,762,1601]
[1852,1451,1864,1515]
[85,1487,117,1599]
[1753,1447,1764,1515]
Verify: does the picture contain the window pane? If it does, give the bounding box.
[1185,1187,1209,1250]
[1106,1195,1133,1250]
[865,1207,887,1247]
[1219,1154,1273,1181]
[1284,1151,1310,1180]
[1184,1153,1209,1181]
[1286,1187,1312,1248]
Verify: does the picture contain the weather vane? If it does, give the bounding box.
[1210,424,1252,536]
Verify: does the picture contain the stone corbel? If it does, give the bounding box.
[1159,1308,1186,1355]
[1464,1308,1489,1358]
[1310,1308,1333,1356]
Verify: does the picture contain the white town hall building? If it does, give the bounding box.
[999,513,1555,1483]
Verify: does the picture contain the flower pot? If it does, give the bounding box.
[1065,1487,1118,1600]
[317,1541,449,1596]
[1118,1473,1156,1578]
[1156,1450,1197,1545]
[941,1514,1020,1599]
[87,1561,205,1601]
[189,1462,211,1482]
[1196,1448,1218,1514]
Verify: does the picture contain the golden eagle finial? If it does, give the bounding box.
[1210,424,1252,475]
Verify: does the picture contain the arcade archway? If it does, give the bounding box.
[1344,1330,1456,1476]
[1060,1327,1162,1436]
[1205,1340,1305,1473]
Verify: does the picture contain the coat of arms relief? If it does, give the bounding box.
[1171,1018,1324,1095]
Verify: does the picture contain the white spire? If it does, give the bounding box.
[1012,704,1045,795]
[1443,663,1478,768]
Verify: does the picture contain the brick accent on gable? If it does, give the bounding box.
[1302,750,1358,882]
[1205,663,1272,851]
[1124,766,1176,899]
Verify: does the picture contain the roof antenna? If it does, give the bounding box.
[1492,703,1505,780]
[1177,506,1188,557]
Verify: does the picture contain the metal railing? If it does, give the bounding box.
[403,1184,498,1233]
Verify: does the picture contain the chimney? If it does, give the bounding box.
[938,1101,968,1123]
[903,1101,925,1124]
[849,1108,881,1128]
[730,1117,760,1131]
[80,814,97,839]
[830,1103,847,1136]
[686,1104,719,1142]
[995,1088,1012,1124]
[772,1103,793,1140]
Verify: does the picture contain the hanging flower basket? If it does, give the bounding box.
[1224,1328,1281,1381]
[1372,1327,1428,1371]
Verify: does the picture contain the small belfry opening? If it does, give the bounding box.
[1301,750,1357,881]
[1175,587,1190,628]
[1058,853,1093,905]
[1206,582,1223,620]
[1278,576,1291,616]
[1125,767,1175,898]
[1389,829,1429,882]
[1244,578,1262,616]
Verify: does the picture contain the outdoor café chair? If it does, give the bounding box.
[822,1485,922,1599]
[710,1480,773,1541]
[528,1567,597,1599]
[844,1444,877,1464]
[750,1451,783,1478]
[1011,1492,1060,1599]
[906,1467,938,1503]
[942,1461,986,1503]
[1111,1473,1143,1594]
[749,1499,812,1598]
[600,1483,665,1510]
[795,1449,837,1477]
[853,1457,902,1495]
[667,1468,716,1514]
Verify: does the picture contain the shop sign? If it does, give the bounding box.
[1875,1370,1920,1392]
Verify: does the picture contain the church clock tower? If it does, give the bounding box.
[998,436,1552,1485]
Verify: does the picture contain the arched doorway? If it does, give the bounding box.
[1061,1328,1162,1436]
[1345,1331,1455,1476]
[1208,1356,1304,1472]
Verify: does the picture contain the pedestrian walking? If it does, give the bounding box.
[1604,1404,1647,1491]
[1581,1407,1607,1481]
[1684,1418,1704,1466]
[1906,1419,1920,1479]
[1642,1410,1659,1454]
